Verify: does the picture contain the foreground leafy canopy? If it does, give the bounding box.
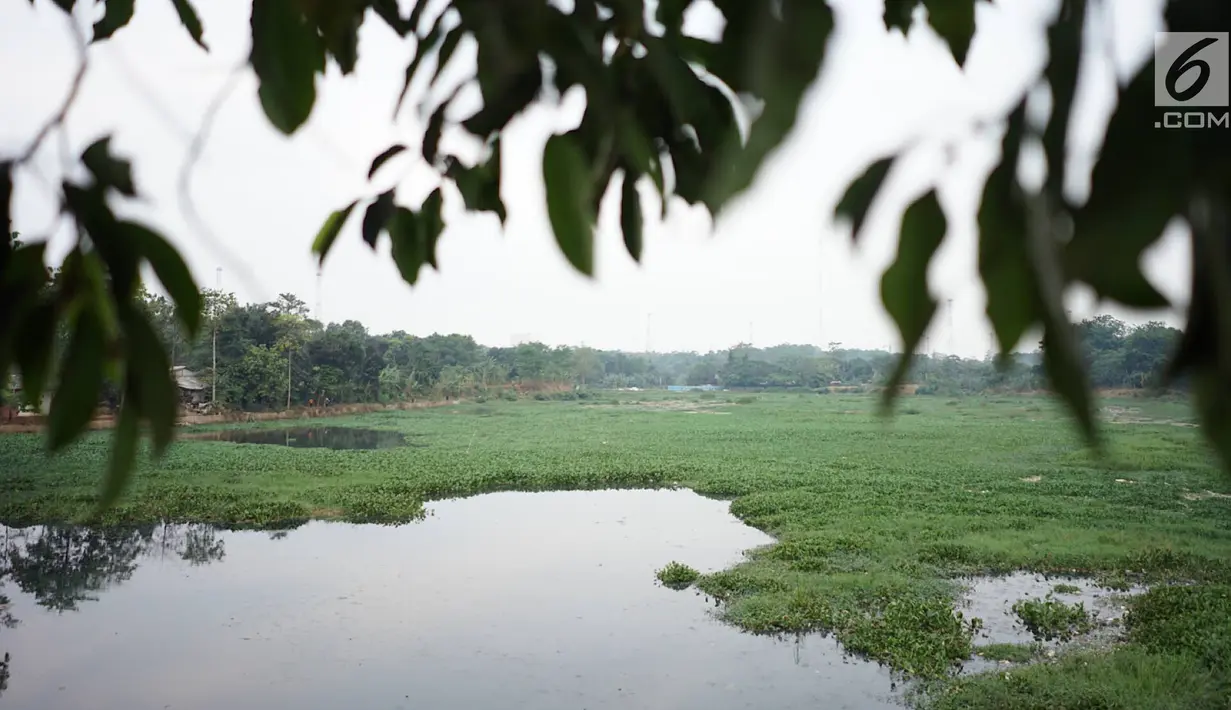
[2,0,1230,509]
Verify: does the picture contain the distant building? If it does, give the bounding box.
[7,374,51,413]
[172,367,207,405]
[666,385,720,392]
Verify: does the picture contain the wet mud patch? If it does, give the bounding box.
[1101,405,1198,428]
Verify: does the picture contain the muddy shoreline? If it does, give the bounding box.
[0,399,464,434]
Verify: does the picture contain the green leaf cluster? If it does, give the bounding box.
[6,0,1231,498]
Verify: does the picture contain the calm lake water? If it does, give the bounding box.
[0,490,901,710]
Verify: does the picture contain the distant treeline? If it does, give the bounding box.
[13,288,1180,412]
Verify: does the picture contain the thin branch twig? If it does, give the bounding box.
[176,61,263,298]
[18,11,89,166]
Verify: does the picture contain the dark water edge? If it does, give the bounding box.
[0,490,903,710]
[184,426,416,450]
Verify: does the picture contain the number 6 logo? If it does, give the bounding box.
[1155,32,1229,108]
[1167,37,1219,102]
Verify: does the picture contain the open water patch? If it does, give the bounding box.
[0,490,901,709]
[958,572,1148,674]
[189,426,417,450]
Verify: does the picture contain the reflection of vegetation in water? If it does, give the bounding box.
[0,523,228,613]
[4,527,148,612]
[0,545,15,702]
[195,427,411,450]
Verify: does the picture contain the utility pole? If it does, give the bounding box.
[946,298,955,356]
[316,266,324,323]
[212,267,221,407]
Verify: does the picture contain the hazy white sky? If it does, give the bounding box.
[1,0,1189,356]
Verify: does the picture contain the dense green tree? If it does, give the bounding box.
[223,345,285,410]
[63,288,1182,407]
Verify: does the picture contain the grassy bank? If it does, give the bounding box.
[2,392,1229,701]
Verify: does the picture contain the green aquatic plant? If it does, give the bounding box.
[1012,597,1093,642]
[974,643,1039,663]
[655,562,700,589]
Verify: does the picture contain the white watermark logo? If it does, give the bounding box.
[1154,32,1229,129]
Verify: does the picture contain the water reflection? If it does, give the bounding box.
[189,427,413,450]
[0,523,230,613]
[0,491,902,709]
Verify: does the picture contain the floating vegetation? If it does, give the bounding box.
[1011,597,1093,642]
[655,561,700,589]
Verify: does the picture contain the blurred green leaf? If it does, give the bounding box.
[703,0,834,213]
[1042,0,1084,200]
[395,10,446,114]
[121,220,202,335]
[1067,62,1174,309]
[621,174,643,263]
[368,144,407,180]
[446,140,506,224]
[880,190,946,407]
[419,188,444,267]
[463,54,543,139]
[250,0,323,134]
[371,0,412,36]
[120,306,177,454]
[1168,200,1231,469]
[14,302,56,409]
[1028,191,1098,444]
[656,0,689,38]
[389,207,428,284]
[169,0,207,49]
[1,163,12,247]
[884,0,918,32]
[978,105,1037,355]
[431,26,464,85]
[82,137,136,197]
[543,132,595,276]
[923,0,979,66]
[99,395,139,516]
[0,241,50,388]
[93,0,135,41]
[362,190,396,249]
[311,200,358,265]
[388,188,445,287]
[835,157,894,243]
[48,304,106,452]
[62,183,141,303]
[1040,311,1097,444]
[422,100,449,167]
[406,0,431,35]
[309,0,364,74]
